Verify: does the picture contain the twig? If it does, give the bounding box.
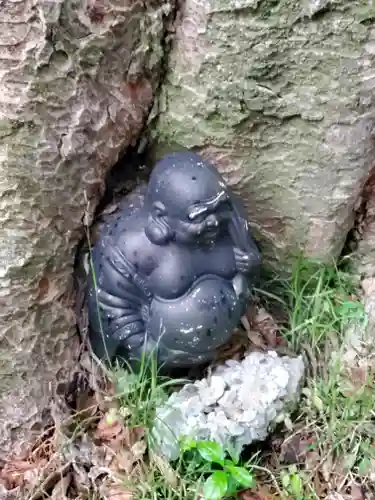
[250,464,286,498]
[27,462,71,500]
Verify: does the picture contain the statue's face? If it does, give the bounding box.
[146,152,237,246]
[170,190,234,244]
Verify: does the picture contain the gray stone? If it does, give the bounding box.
[152,351,305,461]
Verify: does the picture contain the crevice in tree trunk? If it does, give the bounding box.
[340,164,375,279]
[72,0,179,354]
[88,0,179,223]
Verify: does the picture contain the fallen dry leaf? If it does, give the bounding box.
[215,303,286,365]
[0,484,20,500]
[280,434,310,465]
[348,482,366,500]
[0,458,46,490]
[244,326,267,349]
[328,482,366,500]
[238,485,275,499]
[28,463,72,500]
[50,473,72,499]
[252,307,281,348]
[74,391,99,420]
[305,449,321,472]
[94,408,147,489]
[99,477,134,500]
[112,449,137,475]
[312,471,328,498]
[321,453,334,483]
[130,440,147,460]
[95,408,127,450]
[150,452,179,488]
[327,493,346,500]
[72,464,91,497]
[110,432,146,479]
[339,365,374,397]
[215,327,249,363]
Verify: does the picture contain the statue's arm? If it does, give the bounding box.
[229,196,261,279]
[88,245,150,360]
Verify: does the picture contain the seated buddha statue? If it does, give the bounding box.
[87,151,261,372]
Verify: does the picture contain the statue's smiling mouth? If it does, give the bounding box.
[200,222,225,241]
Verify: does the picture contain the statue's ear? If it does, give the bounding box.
[145,203,173,245]
[152,201,166,217]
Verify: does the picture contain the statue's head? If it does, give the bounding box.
[145,152,234,245]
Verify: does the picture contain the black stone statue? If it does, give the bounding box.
[87,151,260,371]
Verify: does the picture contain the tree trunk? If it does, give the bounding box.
[0,0,173,458]
[153,0,375,265]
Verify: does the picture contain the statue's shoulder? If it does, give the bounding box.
[115,210,148,246]
[112,213,157,271]
[116,183,147,218]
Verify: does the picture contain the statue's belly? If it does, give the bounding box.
[148,239,237,300]
[147,275,243,365]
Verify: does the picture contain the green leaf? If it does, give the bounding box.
[290,473,303,496]
[197,440,225,464]
[342,453,357,471]
[358,456,372,476]
[225,465,255,487]
[281,472,290,490]
[225,475,240,496]
[311,390,324,412]
[226,442,241,464]
[203,471,228,500]
[180,436,197,453]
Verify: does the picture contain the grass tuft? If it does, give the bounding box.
[256,259,374,498]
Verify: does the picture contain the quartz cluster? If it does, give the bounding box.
[152,351,305,460]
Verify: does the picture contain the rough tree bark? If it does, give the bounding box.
[0,0,173,458]
[153,0,375,265]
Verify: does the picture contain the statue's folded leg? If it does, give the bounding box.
[88,328,119,361]
[89,305,146,363]
[111,319,159,367]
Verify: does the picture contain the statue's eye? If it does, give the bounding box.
[188,207,207,221]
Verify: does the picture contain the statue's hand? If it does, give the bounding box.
[232,273,250,301]
[140,303,150,323]
[233,247,251,274]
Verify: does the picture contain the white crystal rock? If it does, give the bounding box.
[152,351,305,460]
